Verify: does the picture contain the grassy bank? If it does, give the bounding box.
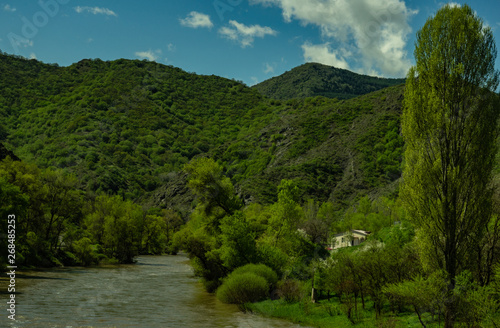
[246,299,443,328]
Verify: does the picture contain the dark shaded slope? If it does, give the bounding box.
[145,85,405,211]
[225,85,405,207]
[0,143,20,161]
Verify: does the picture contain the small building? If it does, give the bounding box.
[331,230,371,249]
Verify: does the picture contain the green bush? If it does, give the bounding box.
[216,272,269,304]
[230,263,278,287]
[72,237,99,266]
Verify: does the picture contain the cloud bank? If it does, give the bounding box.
[251,0,417,77]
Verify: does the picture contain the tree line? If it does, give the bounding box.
[0,156,183,268]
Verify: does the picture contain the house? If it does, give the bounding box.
[331,230,371,249]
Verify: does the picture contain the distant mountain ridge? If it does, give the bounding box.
[252,62,405,100]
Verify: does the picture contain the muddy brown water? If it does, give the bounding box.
[1,254,307,328]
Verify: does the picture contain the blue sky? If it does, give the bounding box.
[1,0,499,86]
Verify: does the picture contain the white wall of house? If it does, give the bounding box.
[332,230,370,249]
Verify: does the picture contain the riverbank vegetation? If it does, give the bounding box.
[0,156,183,268]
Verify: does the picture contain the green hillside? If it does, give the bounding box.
[0,53,274,202]
[252,62,405,100]
[0,52,403,215]
[142,85,404,213]
[215,85,404,208]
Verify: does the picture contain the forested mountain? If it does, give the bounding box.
[0,52,403,216]
[0,53,269,206]
[142,84,404,214]
[252,62,405,100]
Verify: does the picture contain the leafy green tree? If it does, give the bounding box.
[301,200,335,244]
[267,179,303,245]
[85,195,142,263]
[184,157,242,233]
[162,209,183,245]
[0,158,85,265]
[357,244,390,318]
[41,169,82,252]
[174,219,227,291]
[141,214,168,254]
[453,270,499,327]
[72,237,99,266]
[401,4,500,326]
[0,177,27,220]
[84,194,114,246]
[103,198,143,263]
[325,251,363,324]
[383,271,448,327]
[176,157,247,291]
[219,211,258,270]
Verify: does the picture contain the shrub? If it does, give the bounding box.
[72,237,99,266]
[216,272,269,304]
[230,263,278,287]
[277,279,305,303]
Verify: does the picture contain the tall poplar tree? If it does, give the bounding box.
[401,4,500,327]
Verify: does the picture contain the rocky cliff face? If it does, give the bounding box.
[139,171,194,220]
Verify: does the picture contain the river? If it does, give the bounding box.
[0,254,307,328]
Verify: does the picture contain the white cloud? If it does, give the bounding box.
[219,20,278,48]
[29,53,37,60]
[446,2,461,8]
[3,4,16,12]
[167,43,176,52]
[301,43,350,70]
[264,62,275,74]
[250,77,259,85]
[11,38,33,48]
[180,12,213,29]
[250,0,416,77]
[135,49,162,62]
[74,6,117,17]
